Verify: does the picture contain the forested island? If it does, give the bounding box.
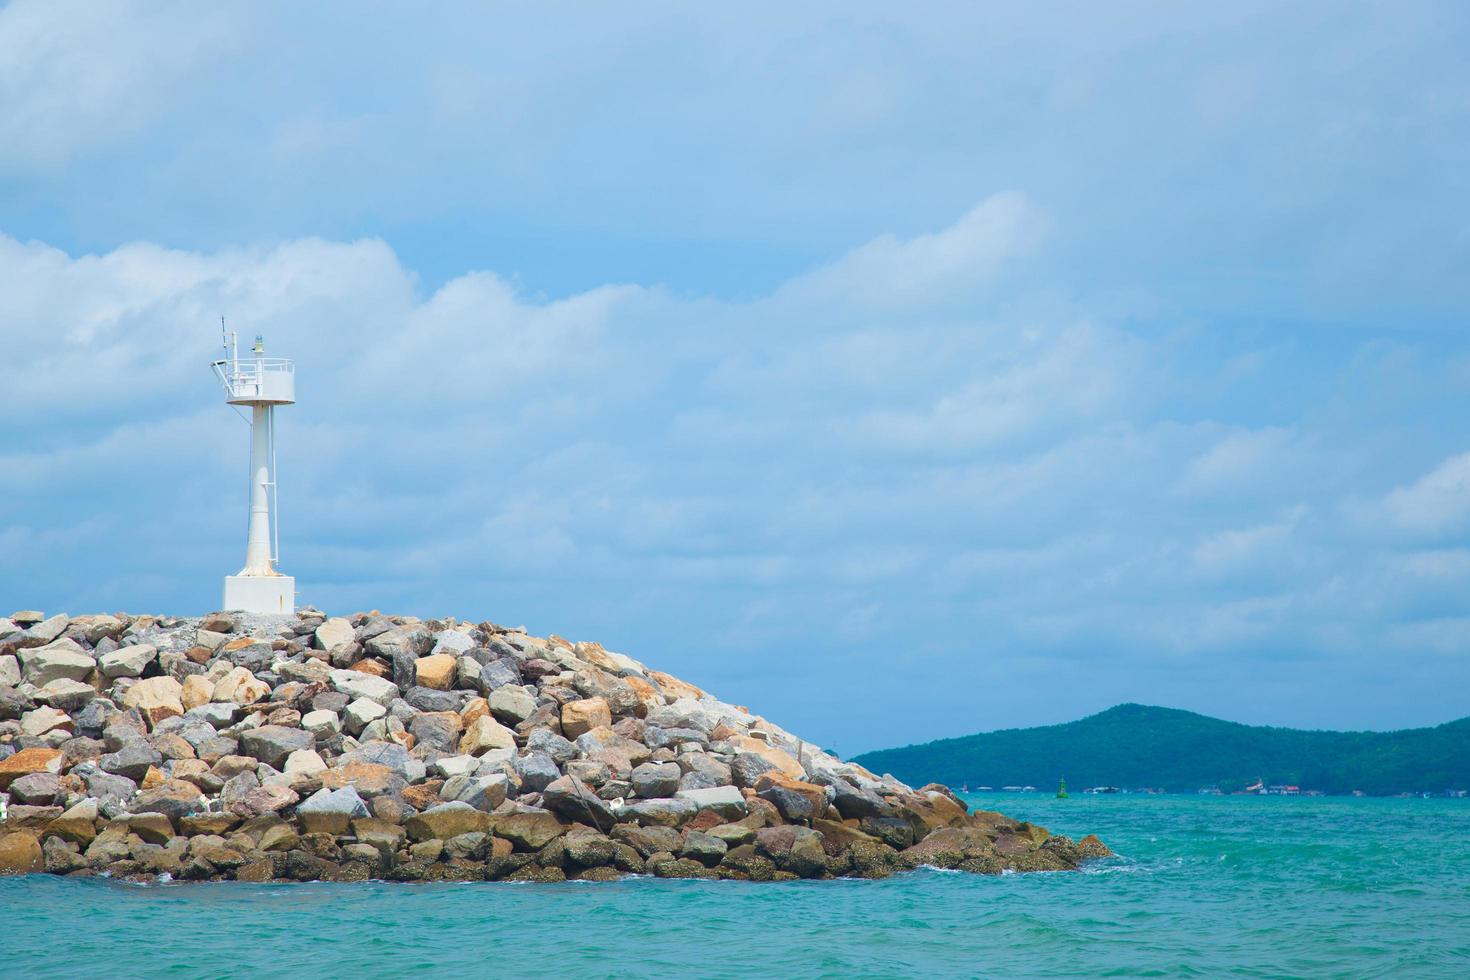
[852,704,1470,796]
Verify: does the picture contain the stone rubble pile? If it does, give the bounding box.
[0,608,1110,882]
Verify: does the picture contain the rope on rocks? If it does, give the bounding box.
[566,772,610,834]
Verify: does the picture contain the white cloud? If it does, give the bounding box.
[848,322,1137,452]
[1382,451,1470,535]
[0,0,240,169]
[778,191,1046,309]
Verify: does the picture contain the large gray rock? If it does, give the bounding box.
[488,685,537,725]
[301,709,341,739]
[338,741,416,779]
[562,829,617,868]
[9,771,66,805]
[477,658,521,692]
[409,712,460,753]
[342,697,387,735]
[443,773,508,811]
[404,686,465,713]
[238,725,315,768]
[542,775,616,826]
[0,686,35,720]
[183,702,238,730]
[99,741,163,781]
[155,716,219,749]
[74,762,137,812]
[645,700,721,735]
[72,699,117,738]
[674,785,748,820]
[328,669,400,706]
[620,797,698,828]
[365,625,433,661]
[36,678,98,713]
[0,654,20,687]
[631,762,682,798]
[514,751,560,793]
[98,644,157,679]
[678,752,732,787]
[680,830,728,866]
[430,630,475,657]
[18,639,94,687]
[610,823,683,857]
[295,785,369,834]
[219,639,273,673]
[816,774,893,819]
[102,714,148,751]
[731,752,780,788]
[18,614,70,648]
[526,728,577,763]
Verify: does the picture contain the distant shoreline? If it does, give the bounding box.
[854,703,1470,798]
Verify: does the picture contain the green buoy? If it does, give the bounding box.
[1056,777,1069,799]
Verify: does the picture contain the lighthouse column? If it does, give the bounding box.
[242,404,274,575]
[216,333,295,615]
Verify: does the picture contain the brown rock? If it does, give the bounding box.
[351,818,406,852]
[180,674,213,711]
[236,858,274,882]
[2,805,63,831]
[0,747,65,790]
[122,676,184,727]
[413,654,457,690]
[179,813,241,836]
[121,812,176,846]
[491,811,566,851]
[401,781,445,810]
[560,697,612,738]
[0,832,44,875]
[128,778,208,821]
[45,803,99,847]
[347,658,389,678]
[212,667,269,706]
[458,715,515,756]
[459,696,490,729]
[404,803,491,842]
[732,736,805,779]
[646,670,705,701]
[320,762,405,798]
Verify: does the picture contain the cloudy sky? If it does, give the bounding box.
[3,1,1469,752]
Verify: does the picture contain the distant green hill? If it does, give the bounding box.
[851,704,1470,796]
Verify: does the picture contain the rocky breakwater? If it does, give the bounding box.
[0,609,1111,883]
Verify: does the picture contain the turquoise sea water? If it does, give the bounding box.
[6,794,1469,978]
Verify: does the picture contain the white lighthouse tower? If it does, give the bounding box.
[211,326,296,614]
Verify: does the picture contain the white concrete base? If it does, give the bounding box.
[223,575,296,615]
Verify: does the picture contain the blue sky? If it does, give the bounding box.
[2,1,1469,753]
